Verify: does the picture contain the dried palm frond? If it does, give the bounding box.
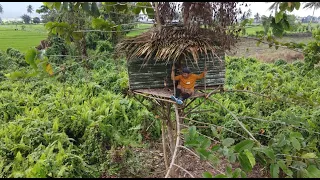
[115,25,232,65]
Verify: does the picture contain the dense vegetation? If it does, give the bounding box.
[1,43,320,177]
[0,1,319,178]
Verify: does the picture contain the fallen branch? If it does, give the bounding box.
[178,145,224,175]
[173,164,195,178]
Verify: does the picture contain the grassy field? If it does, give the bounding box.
[0,24,47,52]
[0,22,316,61]
[126,23,153,37]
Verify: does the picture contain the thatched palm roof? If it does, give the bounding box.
[115,25,229,64]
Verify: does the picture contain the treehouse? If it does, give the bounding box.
[116,25,227,101]
[114,2,242,177]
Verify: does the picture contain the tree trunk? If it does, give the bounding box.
[153,2,161,29]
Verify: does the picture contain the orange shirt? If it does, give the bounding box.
[174,72,205,90]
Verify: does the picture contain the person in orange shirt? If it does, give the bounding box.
[170,65,207,104]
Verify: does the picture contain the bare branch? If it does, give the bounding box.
[172,164,195,178]
[207,97,259,143]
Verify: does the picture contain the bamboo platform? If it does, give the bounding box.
[132,85,222,99]
[133,88,206,99]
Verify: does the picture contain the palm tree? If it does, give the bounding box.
[266,2,280,16]
[303,2,320,31]
[254,13,260,23]
[0,4,3,14]
[27,5,33,15]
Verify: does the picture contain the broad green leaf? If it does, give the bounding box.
[54,2,61,10]
[278,134,287,147]
[146,7,155,19]
[214,174,228,178]
[189,126,197,139]
[241,171,247,178]
[290,137,300,151]
[244,150,256,168]
[306,165,320,178]
[25,48,37,69]
[275,12,284,23]
[133,7,142,14]
[232,168,242,178]
[238,151,252,172]
[222,138,235,147]
[208,154,220,166]
[226,164,233,176]
[294,2,300,10]
[301,153,317,159]
[229,153,237,163]
[5,71,26,79]
[211,145,220,152]
[253,147,275,160]
[202,172,213,178]
[234,139,254,153]
[279,2,288,11]
[200,138,211,149]
[270,164,279,178]
[282,19,290,31]
[278,160,293,177]
[43,2,54,9]
[72,32,83,40]
[290,132,304,140]
[196,148,211,160]
[297,168,309,178]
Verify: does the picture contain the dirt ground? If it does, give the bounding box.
[226,36,313,63]
[130,141,271,178]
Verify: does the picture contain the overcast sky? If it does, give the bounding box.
[0,2,319,19]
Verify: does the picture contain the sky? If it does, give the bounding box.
[0,2,319,20]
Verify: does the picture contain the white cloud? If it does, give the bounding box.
[242,2,320,18]
[0,2,43,19]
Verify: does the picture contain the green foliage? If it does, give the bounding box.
[185,56,320,178]
[96,40,113,54]
[0,54,156,177]
[45,35,69,64]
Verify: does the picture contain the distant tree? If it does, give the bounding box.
[32,17,40,24]
[0,4,3,14]
[287,14,298,31]
[36,5,57,23]
[36,5,49,14]
[0,17,2,24]
[246,9,252,18]
[27,5,33,15]
[303,2,320,30]
[254,13,260,23]
[21,14,31,24]
[240,9,252,21]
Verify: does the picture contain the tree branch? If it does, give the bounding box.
[206,97,259,143]
[165,104,181,178]
[172,164,195,178]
